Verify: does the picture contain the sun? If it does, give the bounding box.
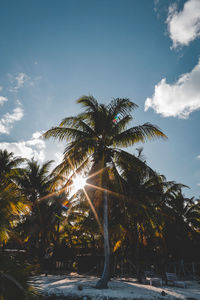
[72,174,87,193]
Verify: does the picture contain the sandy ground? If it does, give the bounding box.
[30,274,200,299]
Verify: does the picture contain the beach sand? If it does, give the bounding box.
[30,274,200,299]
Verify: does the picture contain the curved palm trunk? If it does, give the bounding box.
[96,188,110,289]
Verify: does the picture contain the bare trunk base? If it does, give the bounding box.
[96,186,110,289]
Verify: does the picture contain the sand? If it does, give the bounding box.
[30,274,200,299]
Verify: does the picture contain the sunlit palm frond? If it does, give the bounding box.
[112,123,167,147]
[63,144,94,170]
[61,156,91,191]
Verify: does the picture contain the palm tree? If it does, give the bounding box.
[162,189,200,262]
[15,158,54,203]
[14,159,59,255]
[44,96,167,288]
[0,150,25,247]
[0,149,24,180]
[113,152,162,270]
[0,151,37,299]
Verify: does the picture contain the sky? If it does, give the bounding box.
[0,0,200,198]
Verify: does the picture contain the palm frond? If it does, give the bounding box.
[63,141,95,169]
[77,95,99,111]
[112,115,133,134]
[60,117,95,136]
[164,182,188,197]
[112,122,167,147]
[43,126,89,142]
[114,149,154,176]
[108,98,138,118]
[39,160,54,178]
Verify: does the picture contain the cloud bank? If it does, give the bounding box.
[145,59,200,118]
[0,106,24,134]
[0,131,63,166]
[0,132,45,162]
[167,0,200,48]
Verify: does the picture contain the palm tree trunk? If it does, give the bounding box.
[96,188,110,289]
[134,220,140,278]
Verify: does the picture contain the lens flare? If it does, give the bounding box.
[73,174,87,192]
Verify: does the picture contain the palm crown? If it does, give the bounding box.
[0,149,24,180]
[15,159,54,203]
[44,96,167,175]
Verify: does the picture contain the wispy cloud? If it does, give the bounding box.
[145,58,200,118]
[8,72,32,92]
[154,0,162,14]
[0,106,24,134]
[0,96,8,105]
[167,0,200,48]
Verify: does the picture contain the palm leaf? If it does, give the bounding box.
[112,123,167,147]
[77,95,99,111]
[43,126,89,142]
[108,98,138,118]
[112,115,133,134]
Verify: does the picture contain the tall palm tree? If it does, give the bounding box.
[44,96,167,288]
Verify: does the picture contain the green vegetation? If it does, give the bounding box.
[0,97,200,296]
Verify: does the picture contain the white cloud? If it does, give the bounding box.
[197,155,200,159]
[0,96,8,105]
[3,107,24,123]
[8,72,32,92]
[0,131,64,165]
[145,59,200,118]
[167,0,200,48]
[0,106,24,134]
[0,132,46,162]
[32,131,42,139]
[0,86,3,91]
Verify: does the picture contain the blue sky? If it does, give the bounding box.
[0,0,200,198]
